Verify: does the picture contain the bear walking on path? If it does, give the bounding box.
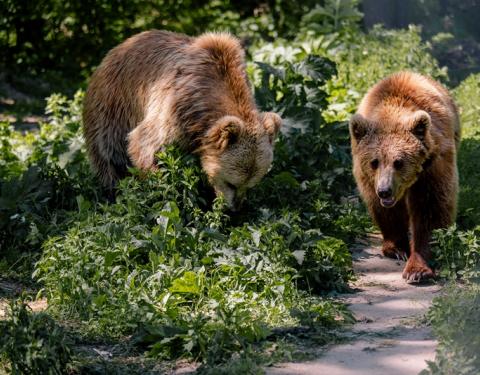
[83,30,281,211]
[349,71,460,283]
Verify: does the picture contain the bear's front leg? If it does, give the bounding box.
[404,169,456,283]
[402,218,435,283]
[370,199,410,261]
[127,116,179,170]
[404,197,435,283]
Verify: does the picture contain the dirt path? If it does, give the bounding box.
[267,235,441,375]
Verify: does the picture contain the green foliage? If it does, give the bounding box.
[431,225,480,281]
[14,45,366,365]
[453,74,480,228]
[0,0,322,82]
[300,0,363,35]
[0,1,237,78]
[299,237,353,293]
[0,91,96,258]
[251,41,356,205]
[35,146,355,362]
[325,25,448,122]
[421,283,480,375]
[252,22,447,123]
[425,73,480,374]
[0,298,72,374]
[454,74,480,139]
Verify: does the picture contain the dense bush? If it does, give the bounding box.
[0,0,325,82]
[453,74,480,227]
[431,225,480,281]
[423,73,480,374]
[0,50,367,366]
[422,284,480,375]
[0,298,72,374]
[252,24,447,123]
[1,0,235,78]
[0,92,96,259]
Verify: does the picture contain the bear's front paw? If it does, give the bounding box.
[402,253,435,284]
[382,242,409,261]
[382,239,410,262]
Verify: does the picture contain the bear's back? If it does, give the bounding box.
[357,71,460,148]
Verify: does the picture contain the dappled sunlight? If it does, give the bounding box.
[268,333,436,375]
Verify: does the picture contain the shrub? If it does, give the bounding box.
[425,73,480,375]
[0,298,72,374]
[0,91,96,257]
[422,283,480,375]
[35,148,355,361]
[30,52,366,364]
[325,25,448,122]
[453,74,480,228]
[431,225,480,281]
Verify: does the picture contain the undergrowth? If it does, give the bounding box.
[1,2,479,372]
[0,298,71,375]
[1,46,366,370]
[422,74,480,374]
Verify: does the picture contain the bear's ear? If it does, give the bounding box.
[261,112,282,144]
[349,113,370,142]
[207,115,243,150]
[410,111,431,142]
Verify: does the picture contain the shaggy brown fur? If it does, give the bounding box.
[83,30,281,210]
[349,71,460,283]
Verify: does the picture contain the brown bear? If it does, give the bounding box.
[349,71,460,283]
[83,30,281,211]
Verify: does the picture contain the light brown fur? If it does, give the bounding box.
[350,71,460,283]
[83,30,281,210]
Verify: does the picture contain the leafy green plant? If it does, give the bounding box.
[431,225,480,280]
[324,25,448,122]
[300,0,363,35]
[423,73,480,374]
[0,298,72,374]
[252,23,447,123]
[35,144,357,363]
[29,50,367,364]
[453,74,480,228]
[422,283,480,375]
[0,91,96,261]
[298,237,353,293]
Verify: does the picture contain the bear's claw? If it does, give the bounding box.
[382,245,409,262]
[402,255,435,284]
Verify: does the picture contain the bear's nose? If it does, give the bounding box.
[377,187,393,199]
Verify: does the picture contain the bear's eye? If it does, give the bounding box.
[226,182,237,190]
[370,159,379,170]
[393,159,404,170]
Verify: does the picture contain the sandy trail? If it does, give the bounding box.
[267,235,441,375]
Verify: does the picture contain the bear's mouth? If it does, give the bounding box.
[380,197,396,208]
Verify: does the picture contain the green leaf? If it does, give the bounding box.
[169,271,200,295]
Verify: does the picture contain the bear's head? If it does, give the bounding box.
[350,110,434,208]
[199,112,281,211]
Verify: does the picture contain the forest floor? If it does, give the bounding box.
[266,234,441,375]
[0,234,441,375]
